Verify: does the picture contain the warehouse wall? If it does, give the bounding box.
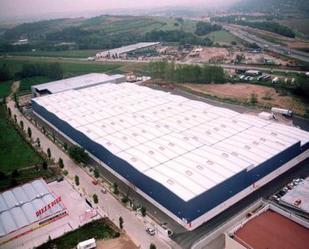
[32,100,304,224]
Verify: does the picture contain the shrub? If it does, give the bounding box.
[58,158,64,168]
[75,175,79,186]
[93,194,98,204]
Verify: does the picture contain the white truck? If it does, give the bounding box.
[271,107,293,117]
[77,238,96,249]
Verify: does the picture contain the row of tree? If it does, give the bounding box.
[144,30,213,46]
[19,63,63,80]
[210,16,295,38]
[0,62,63,82]
[148,61,225,84]
[195,22,222,36]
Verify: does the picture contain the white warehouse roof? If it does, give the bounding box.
[32,73,125,94]
[96,42,160,57]
[0,179,64,237]
[33,83,309,201]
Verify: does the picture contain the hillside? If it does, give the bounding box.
[0,15,215,51]
[233,0,309,17]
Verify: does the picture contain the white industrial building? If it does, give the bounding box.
[96,42,160,59]
[31,78,309,230]
[31,73,125,96]
[0,179,66,246]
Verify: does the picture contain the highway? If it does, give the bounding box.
[224,25,309,63]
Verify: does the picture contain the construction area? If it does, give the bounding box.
[30,73,309,231]
[93,41,293,67]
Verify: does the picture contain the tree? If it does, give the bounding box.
[150,244,157,249]
[195,21,222,36]
[47,148,51,159]
[13,93,19,109]
[119,216,124,229]
[63,142,68,151]
[13,114,17,123]
[11,169,20,178]
[10,178,18,187]
[7,107,11,117]
[75,175,80,186]
[121,196,129,204]
[0,171,5,180]
[68,145,90,164]
[19,120,24,130]
[0,64,12,81]
[250,92,258,105]
[27,127,32,138]
[141,206,146,217]
[93,194,98,204]
[36,137,40,147]
[58,158,64,168]
[94,168,100,178]
[42,161,48,170]
[113,182,119,195]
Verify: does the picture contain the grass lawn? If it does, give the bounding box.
[206,30,241,44]
[1,50,101,58]
[0,80,12,98]
[0,57,149,77]
[0,105,43,173]
[0,57,123,77]
[37,219,119,249]
[0,166,55,192]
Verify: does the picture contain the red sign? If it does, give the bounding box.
[36,196,62,217]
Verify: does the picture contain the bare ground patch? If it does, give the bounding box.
[182,83,306,115]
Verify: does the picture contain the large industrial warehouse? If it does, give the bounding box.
[31,75,309,230]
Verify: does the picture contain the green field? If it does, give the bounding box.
[37,219,119,249]
[0,105,43,174]
[0,57,123,77]
[0,57,149,78]
[0,166,55,191]
[0,80,12,98]
[1,50,101,58]
[206,30,241,43]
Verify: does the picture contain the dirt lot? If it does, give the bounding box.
[182,83,306,115]
[96,234,138,249]
[185,47,288,65]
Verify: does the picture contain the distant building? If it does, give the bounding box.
[31,73,125,97]
[225,203,309,249]
[96,42,160,59]
[12,39,29,46]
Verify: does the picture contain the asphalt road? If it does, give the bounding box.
[224,25,309,63]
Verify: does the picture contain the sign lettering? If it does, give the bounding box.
[36,196,62,217]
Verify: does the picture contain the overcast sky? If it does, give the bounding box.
[0,0,240,18]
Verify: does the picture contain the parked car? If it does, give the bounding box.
[146,227,155,236]
[92,180,98,185]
